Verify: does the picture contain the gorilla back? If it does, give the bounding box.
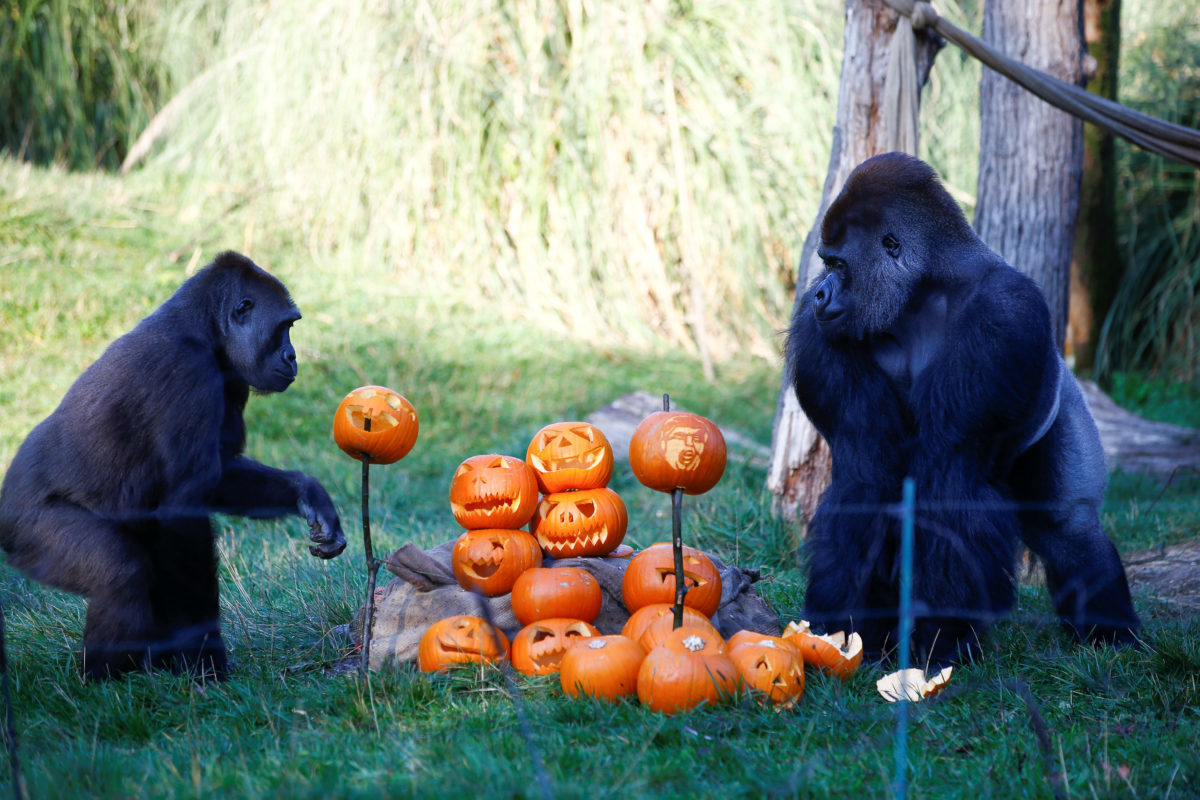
[787,153,1139,667]
[0,251,346,679]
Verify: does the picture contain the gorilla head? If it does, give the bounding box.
[812,153,976,341]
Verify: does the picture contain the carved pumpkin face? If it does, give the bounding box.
[510,566,603,626]
[729,637,805,707]
[332,385,420,464]
[560,635,646,701]
[450,529,543,596]
[629,411,726,495]
[529,488,628,558]
[510,618,600,676]
[621,542,723,617]
[417,615,510,672]
[525,421,614,493]
[449,454,539,530]
[636,626,738,715]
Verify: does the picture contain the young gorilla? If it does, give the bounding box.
[787,153,1139,667]
[0,252,346,679]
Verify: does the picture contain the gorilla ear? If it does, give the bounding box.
[882,233,901,258]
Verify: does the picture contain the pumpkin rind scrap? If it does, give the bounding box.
[529,487,628,558]
[511,567,603,626]
[636,626,738,714]
[417,615,510,672]
[782,619,864,681]
[629,411,726,495]
[525,421,614,493]
[560,635,646,701]
[450,529,543,596]
[730,638,805,707]
[332,385,419,464]
[621,542,722,617]
[510,618,600,676]
[876,666,954,703]
[449,454,539,530]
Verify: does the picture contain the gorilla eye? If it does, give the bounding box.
[234,299,254,318]
[882,234,901,258]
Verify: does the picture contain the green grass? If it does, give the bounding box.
[2,159,1199,799]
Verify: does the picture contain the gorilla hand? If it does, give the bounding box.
[298,480,346,559]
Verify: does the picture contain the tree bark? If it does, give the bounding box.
[1067,0,1122,372]
[975,0,1086,348]
[767,0,942,522]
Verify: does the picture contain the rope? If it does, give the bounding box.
[882,0,1200,167]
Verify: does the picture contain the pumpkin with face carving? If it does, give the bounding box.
[529,487,628,558]
[509,618,601,676]
[450,528,543,596]
[729,636,805,707]
[417,615,510,672]
[525,421,614,493]
[449,454,539,530]
[621,542,722,617]
[629,410,726,495]
[332,385,420,465]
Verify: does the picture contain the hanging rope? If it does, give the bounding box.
[882,0,1200,167]
[882,11,921,155]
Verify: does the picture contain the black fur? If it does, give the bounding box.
[788,153,1139,666]
[0,252,346,679]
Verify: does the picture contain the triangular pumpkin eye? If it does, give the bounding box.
[488,456,509,469]
[454,462,473,476]
[576,501,596,518]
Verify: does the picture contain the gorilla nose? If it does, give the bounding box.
[813,286,830,313]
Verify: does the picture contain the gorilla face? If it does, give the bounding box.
[814,223,912,342]
[223,280,303,393]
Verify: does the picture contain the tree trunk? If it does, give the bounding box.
[767,0,942,523]
[975,0,1086,348]
[1067,0,1122,372]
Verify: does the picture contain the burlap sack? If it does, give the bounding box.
[358,539,781,671]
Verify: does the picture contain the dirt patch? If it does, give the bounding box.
[1124,540,1200,612]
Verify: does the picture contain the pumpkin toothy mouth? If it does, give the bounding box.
[459,537,506,578]
[451,494,522,519]
[529,449,603,473]
[537,527,612,554]
[527,629,587,668]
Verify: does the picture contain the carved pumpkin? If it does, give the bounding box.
[621,542,722,617]
[449,454,539,530]
[332,385,419,464]
[622,603,721,653]
[417,615,509,672]
[529,487,627,558]
[525,421,614,493]
[509,618,600,676]
[560,635,646,701]
[729,637,805,707]
[636,626,738,714]
[510,567,603,626]
[629,411,726,495]
[782,619,864,681]
[726,630,799,654]
[450,529,543,596]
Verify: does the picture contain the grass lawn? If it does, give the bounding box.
[1,161,1198,799]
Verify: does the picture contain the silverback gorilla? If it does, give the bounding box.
[0,252,346,679]
[787,153,1139,667]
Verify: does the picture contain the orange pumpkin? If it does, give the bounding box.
[636,626,738,714]
[729,637,805,707]
[629,411,726,495]
[634,609,722,654]
[560,635,646,701]
[525,421,614,493]
[417,615,509,672]
[450,529,543,596]
[782,619,864,681]
[510,567,603,626]
[726,630,799,654]
[449,454,539,530]
[621,603,715,647]
[509,618,600,676]
[529,487,627,558]
[332,385,419,464]
[621,542,722,617]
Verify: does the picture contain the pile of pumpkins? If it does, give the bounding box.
[419,414,866,713]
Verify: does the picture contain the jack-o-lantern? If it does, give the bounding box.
[449,454,539,530]
[529,487,627,558]
[636,626,738,714]
[332,385,419,465]
[450,529,543,596]
[417,615,510,672]
[525,421,614,493]
[621,542,722,617]
[509,618,600,676]
[510,567,603,625]
[782,619,864,681]
[629,411,726,495]
[560,635,646,701]
[729,637,805,707]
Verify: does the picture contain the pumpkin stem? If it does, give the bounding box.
[359,418,380,675]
